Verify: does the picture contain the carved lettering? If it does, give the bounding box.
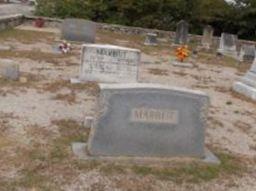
[131,108,179,124]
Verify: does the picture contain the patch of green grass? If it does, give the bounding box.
[131,152,246,183]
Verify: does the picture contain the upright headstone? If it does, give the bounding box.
[79,44,141,83]
[201,25,214,49]
[61,19,96,43]
[239,44,255,62]
[175,20,189,45]
[217,33,238,58]
[144,33,158,46]
[0,59,19,80]
[87,83,209,158]
[233,58,256,100]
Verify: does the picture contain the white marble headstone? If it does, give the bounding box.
[79,44,141,83]
[218,33,238,58]
[239,45,255,62]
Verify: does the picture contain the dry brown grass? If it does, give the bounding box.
[197,52,251,73]
[0,29,55,43]
[234,121,252,134]
[43,80,100,96]
[0,50,73,65]
[172,71,188,76]
[97,30,173,54]
[208,116,224,129]
[53,92,77,104]
[148,68,169,76]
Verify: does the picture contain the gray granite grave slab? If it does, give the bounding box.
[144,33,158,46]
[175,20,189,45]
[61,18,96,43]
[78,44,141,83]
[239,44,255,62]
[233,59,256,101]
[217,33,238,58]
[0,59,19,80]
[87,83,210,158]
[201,25,213,49]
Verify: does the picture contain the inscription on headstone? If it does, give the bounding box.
[61,19,96,43]
[87,83,209,158]
[79,44,141,83]
[175,20,189,45]
[131,108,179,124]
[239,44,255,62]
[218,33,238,58]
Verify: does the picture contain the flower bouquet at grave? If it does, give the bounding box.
[175,45,189,62]
[58,41,71,54]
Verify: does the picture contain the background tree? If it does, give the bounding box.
[35,0,256,40]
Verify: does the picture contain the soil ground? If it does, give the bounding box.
[0,25,255,191]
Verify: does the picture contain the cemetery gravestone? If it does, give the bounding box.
[175,20,189,45]
[239,44,255,62]
[201,25,214,49]
[217,33,238,58]
[79,44,141,83]
[87,83,209,158]
[61,19,96,43]
[233,58,256,100]
[0,59,19,80]
[144,33,158,46]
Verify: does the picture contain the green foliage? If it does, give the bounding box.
[35,0,256,40]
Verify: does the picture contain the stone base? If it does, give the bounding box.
[217,49,238,59]
[72,142,221,165]
[172,61,194,68]
[233,82,256,101]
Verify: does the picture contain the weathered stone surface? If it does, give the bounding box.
[218,33,238,58]
[61,18,96,43]
[0,59,19,80]
[144,33,158,46]
[239,44,255,62]
[87,83,209,158]
[201,25,213,49]
[175,20,189,45]
[79,44,141,83]
[233,59,256,100]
